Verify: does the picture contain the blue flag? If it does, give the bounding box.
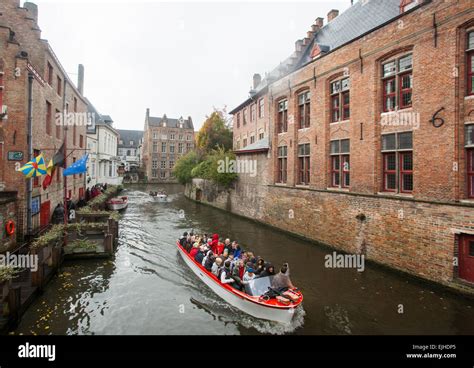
[63,154,88,176]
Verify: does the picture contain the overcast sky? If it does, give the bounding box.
[30,0,350,131]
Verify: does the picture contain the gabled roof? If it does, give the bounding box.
[148,115,194,130]
[118,130,143,148]
[85,98,117,134]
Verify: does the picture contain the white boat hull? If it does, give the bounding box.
[107,203,128,211]
[153,195,168,202]
[178,244,296,324]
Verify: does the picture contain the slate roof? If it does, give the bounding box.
[235,136,269,154]
[299,0,401,66]
[230,0,402,114]
[118,130,143,148]
[148,115,194,130]
[85,98,116,134]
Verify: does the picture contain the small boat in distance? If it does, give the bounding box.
[176,240,303,324]
[150,191,168,202]
[107,196,128,211]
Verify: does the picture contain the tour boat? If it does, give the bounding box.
[106,196,128,211]
[177,240,303,324]
[153,194,168,202]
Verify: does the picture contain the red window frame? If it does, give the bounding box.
[399,151,413,193]
[383,77,396,112]
[243,108,247,125]
[57,76,62,96]
[468,50,474,96]
[55,109,61,139]
[383,152,397,192]
[46,101,52,136]
[467,149,474,198]
[298,144,310,185]
[331,156,340,187]
[399,72,412,109]
[342,91,350,120]
[236,113,240,128]
[258,98,264,118]
[33,149,40,187]
[298,91,310,129]
[278,151,287,184]
[47,62,53,85]
[342,155,350,188]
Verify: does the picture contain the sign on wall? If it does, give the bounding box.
[8,151,24,161]
[31,196,40,216]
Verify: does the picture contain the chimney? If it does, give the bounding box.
[253,73,261,89]
[77,64,84,95]
[327,9,339,23]
[315,17,324,28]
[146,108,150,119]
[24,2,38,24]
[295,39,304,53]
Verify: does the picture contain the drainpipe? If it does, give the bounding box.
[26,73,34,237]
[63,79,68,225]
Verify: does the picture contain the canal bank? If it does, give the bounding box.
[185,177,474,298]
[11,185,474,335]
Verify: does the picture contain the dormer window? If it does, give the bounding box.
[400,0,419,13]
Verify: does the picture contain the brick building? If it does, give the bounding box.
[142,109,195,183]
[0,0,88,240]
[224,0,474,290]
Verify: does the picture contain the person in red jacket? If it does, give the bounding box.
[210,234,219,254]
[216,241,225,256]
[189,242,200,258]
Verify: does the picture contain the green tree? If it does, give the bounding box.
[173,151,199,184]
[195,110,233,155]
[205,147,238,187]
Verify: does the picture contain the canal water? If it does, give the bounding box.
[14,185,474,335]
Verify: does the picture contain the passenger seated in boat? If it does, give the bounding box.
[219,261,235,285]
[259,263,276,278]
[221,248,229,260]
[179,232,188,248]
[223,238,231,253]
[271,263,295,290]
[230,259,245,290]
[210,234,219,254]
[211,258,223,276]
[185,234,193,253]
[189,242,200,258]
[254,258,265,276]
[229,241,242,259]
[243,268,256,284]
[194,245,206,264]
[202,251,215,271]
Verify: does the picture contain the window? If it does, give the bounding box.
[236,113,240,129]
[152,170,158,178]
[250,136,255,144]
[298,91,311,129]
[382,54,413,111]
[170,133,175,140]
[259,132,264,140]
[170,143,175,153]
[330,78,350,122]
[277,100,288,133]
[57,76,62,96]
[130,140,134,146]
[382,132,413,193]
[277,146,288,184]
[160,171,166,179]
[169,161,174,169]
[330,139,350,188]
[466,125,474,197]
[47,62,53,85]
[258,98,265,118]
[46,101,52,135]
[73,97,78,113]
[467,31,474,96]
[55,109,61,138]
[79,135,84,148]
[298,143,310,185]
[243,108,247,125]
[186,143,192,152]
[243,138,247,147]
[187,135,191,141]
[179,134,183,141]
[153,132,158,139]
[153,142,158,153]
[161,161,166,169]
[178,143,184,154]
[161,142,166,153]
[251,104,256,122]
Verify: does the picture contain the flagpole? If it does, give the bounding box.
[26,73,34,238]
